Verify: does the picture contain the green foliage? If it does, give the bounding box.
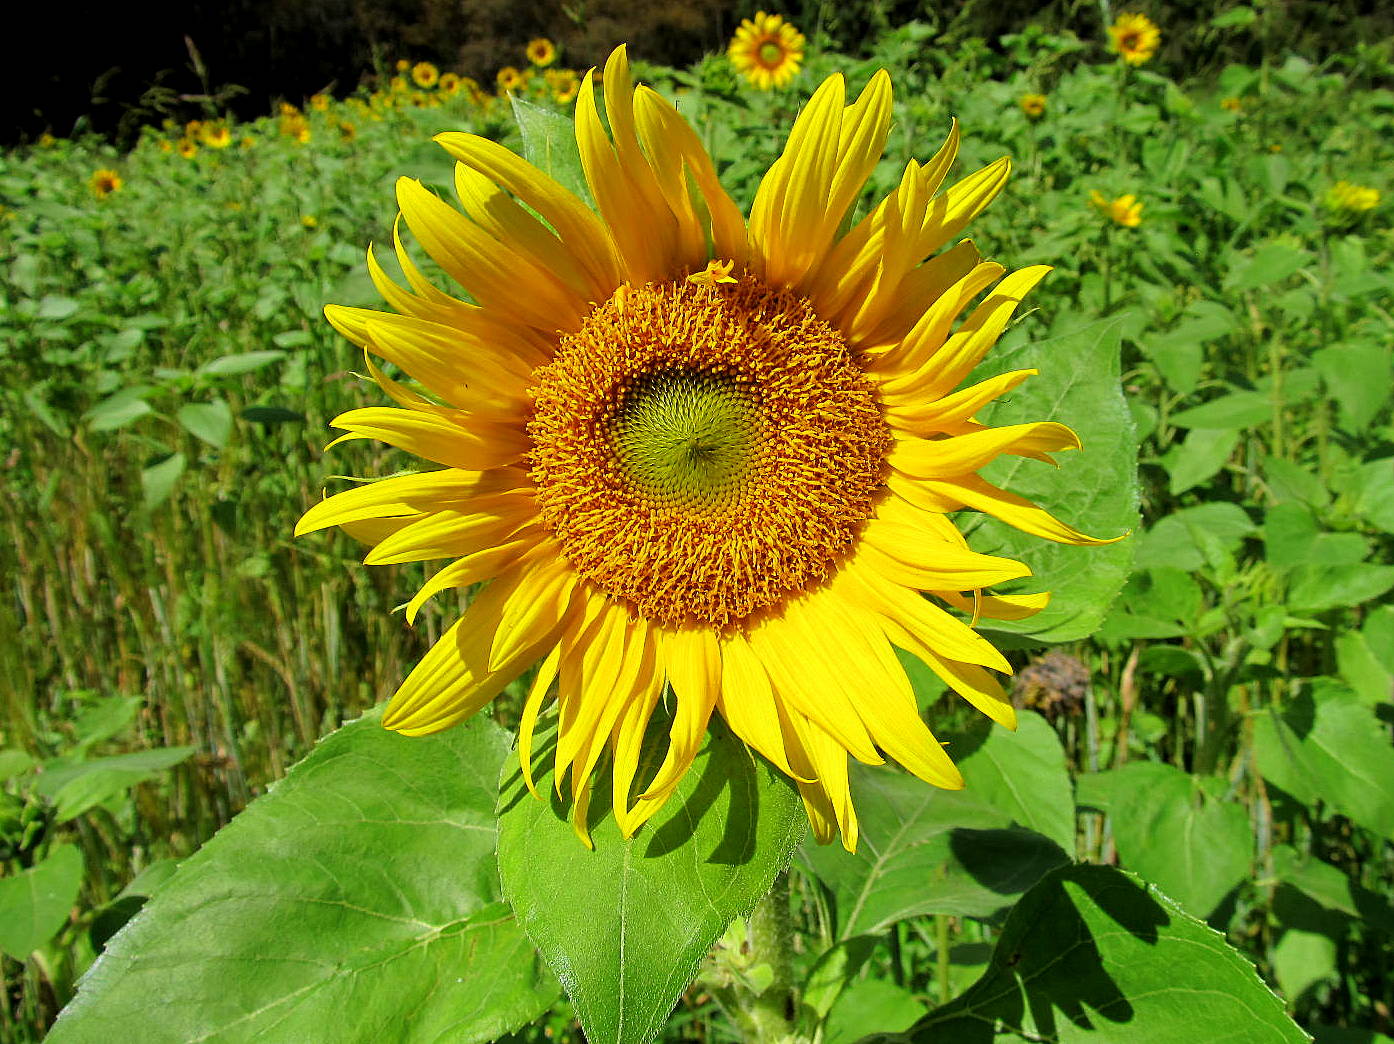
[49,713,557,1043]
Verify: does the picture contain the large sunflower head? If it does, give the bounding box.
[1108,12,1160,65]
[729,11,806,90]
[299,46,1114,851]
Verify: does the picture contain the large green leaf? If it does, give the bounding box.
[0,844,85,960]
[50,712,557,1044]
[1075,762,1250,919]
[511,95,590,205]
[963,318,1139,643]
[948,712,1075,853]
[1254,679,1394,841]
[860,865,1304,1043]
[803,761,1070,940]
[497,718,805,1044]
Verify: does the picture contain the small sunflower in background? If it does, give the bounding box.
[200,123,232,149]
[729,11,806,90]
[1220,96,1242,113]
[310,93,331,112]
[300,46,1115,851]
[527,38,558,67]
[413,62,440,89]
[1323,180,1381,227]
[497,65,525,92]
[1091,190,1143,227]
[547,68,580,105]
[395,59,410,73]
[177,139,199,160]
[88,168,122,199]
[338,121,358,142]
[1108,12,1160,65]
[1018,93,1047,119]
[439,72,462,96]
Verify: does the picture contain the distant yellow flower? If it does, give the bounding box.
[390,76,409,94]
[547,68,580,104]
[200,123,232,149]
[729,11,805,89]
[89,168,123,199]
[185,119,204,136]
[396,59,410,72]
[497,65,524,91]
[302,45,1114,852]
[158,139,174,153]
[301,214,319,229]
[1091,190,1143,227]
[311,93,331,111]
[279,102,299,117]
[1324,180,1380,219]
[1019,93,1047,119]
[413,61,439,88]
[1220,96,1242,113]
[38,132,57,147]
[439,72,462,95]
[281,113,312,143]
[527,38,558,67]
[241,136,256,149]
[1109,12,1160,65]
[339,120,358,142]
[178,138,199,159]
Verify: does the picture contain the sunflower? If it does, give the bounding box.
[439,72,462,96]
[89,168,122,199]
[1090,190,1143,227]
[547,68,580,105]
[729,11,805,90]
[177,138,199,159]
[1018,93,1047,119]
[1108,12,1160,65]
[200,122,232,149]
[299,46,1111,851]
[497,65,525,92]
[527,38,558,67]
[311,93,332,111]
[413,62,440,89]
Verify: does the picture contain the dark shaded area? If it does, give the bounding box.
[1,0,739,147]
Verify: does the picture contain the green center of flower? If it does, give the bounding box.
[758,41,784,66]
[609,368,759,513]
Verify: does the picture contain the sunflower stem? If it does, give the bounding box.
[744,870,800,1043]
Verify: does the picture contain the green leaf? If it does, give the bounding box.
[1163,428,1238,494]
[1133,502,1255,572]
[1272,929,1337,1002]
[176,400,234,449]
[876,865,1304,1043]
[140,452,186,509]
[1169,389,1272,430]
[198,350,286,377]
[1076,762,1250,918]
[804,764,1069,940]
[1287,563,1394,613]
[36,294,81,320]
[963,318,1139,643]
[240,404,305,425]
[1224,241,1311,292]
[512,95,590,205]
[497,718,805,1044]
[0,844,85,960]
[85,395,152,433]
[1254,680,1394,841]
[949,712,1075,853]
[50,713,557,1044]
[826,978,924,1044]
[1313,343,1392,434]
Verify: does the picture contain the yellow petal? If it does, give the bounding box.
[868,261,1005,380]
[405,533,542,623]
[639,626,720,801]
[433,131,622,295]
[488,552,579,671]
[889,422,1081,480]
[328,405,531,472]
[859,517,1032,589]
[715,632,797,778]
[518,644,562,798]
[908,473,1124,546]
[886,369,1038,436]
[296,469,519,536]
[362,495,534,566]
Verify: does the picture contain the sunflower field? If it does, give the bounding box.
[2,14,1392,1044]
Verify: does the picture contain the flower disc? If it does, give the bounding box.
[528,274,891,629]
